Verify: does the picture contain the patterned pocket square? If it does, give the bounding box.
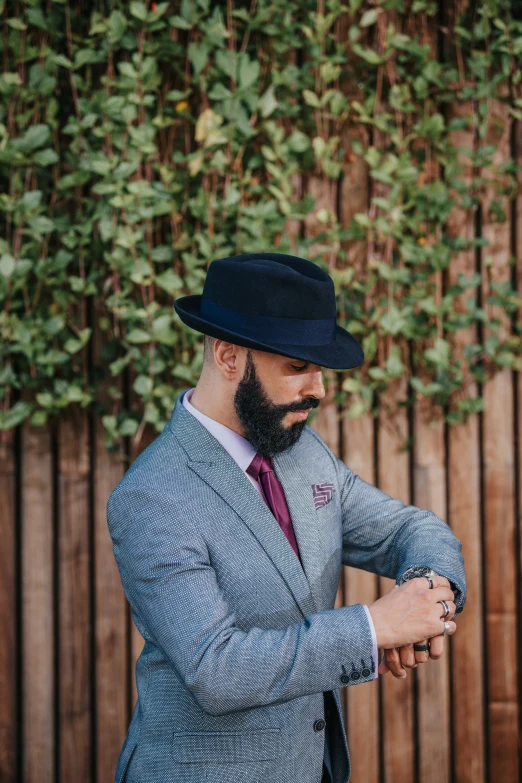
[312,482,335,509]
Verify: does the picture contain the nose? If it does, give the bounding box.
[300,366,326,401]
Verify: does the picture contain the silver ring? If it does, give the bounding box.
[441,620,451,636]
[438,599,450,619]
[424,576,434,589]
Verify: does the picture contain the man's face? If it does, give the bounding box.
[233,349,325,457]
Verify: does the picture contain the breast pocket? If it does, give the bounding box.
[171,728,281,764]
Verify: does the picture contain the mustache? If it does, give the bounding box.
[272,398,321,414]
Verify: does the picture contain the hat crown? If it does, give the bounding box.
[202,253,336,320]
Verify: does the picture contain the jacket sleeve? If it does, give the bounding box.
[107,484,377,717]
[325,444,467,613]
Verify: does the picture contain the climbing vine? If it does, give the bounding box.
[0,0,521,449]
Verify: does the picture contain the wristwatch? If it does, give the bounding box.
[399,565,439,585]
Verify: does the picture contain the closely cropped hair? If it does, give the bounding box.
[203,334,216,365]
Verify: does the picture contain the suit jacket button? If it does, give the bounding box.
[314,719,325,732]
[340,674,350,684]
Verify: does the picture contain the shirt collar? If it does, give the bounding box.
[182,387,257,472]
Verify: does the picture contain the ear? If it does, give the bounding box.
[214,341,245,380]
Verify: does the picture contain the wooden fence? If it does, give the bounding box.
[1,317,521,783]
[1,79,522,783]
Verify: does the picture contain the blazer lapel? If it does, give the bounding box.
[168,393,317,618]
[273,448,324,611]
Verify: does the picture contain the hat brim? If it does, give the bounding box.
[173,295,364,370]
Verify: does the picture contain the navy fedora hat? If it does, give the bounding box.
[173,252,364,370]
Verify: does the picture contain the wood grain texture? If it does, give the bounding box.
[0,433,17,783]
[21,423,55,783]
[129,426,156,707]
[413,399,451,783]
[58,411,92,782]
[338,107,380,783]
[446,100,486,783]
[517,114,522,783]
[481,98,519,783]
[343,413,380,783]
[379,378,415,783]
[93,299,129,783]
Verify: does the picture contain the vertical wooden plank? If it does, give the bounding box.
[129,427,156,707]
[94,299,130,783]
[0,433,17,783]
[304,168,346,731]
[516,113,522,783]
[21,423,55,783]
[413,399,451,783]
[58,410,92,781]
[342,415,380,783]
[481,98,519,783]
[339,115,380,783]
[446,101,486,783]
[379,378,415,783]
[414,13,453,777]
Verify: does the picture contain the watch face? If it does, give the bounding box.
[403,565,431,581]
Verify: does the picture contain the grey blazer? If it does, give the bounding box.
[106,390,466,783]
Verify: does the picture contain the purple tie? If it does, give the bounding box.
[246,452,301,562]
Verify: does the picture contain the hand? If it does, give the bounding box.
[378,633,449,677]
[378,606,456,678]
[368,574,457,650]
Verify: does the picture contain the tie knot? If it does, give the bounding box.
[246,452,273,481]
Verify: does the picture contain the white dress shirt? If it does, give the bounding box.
[182,387,379,679]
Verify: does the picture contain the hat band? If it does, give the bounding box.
[200,299,336,346]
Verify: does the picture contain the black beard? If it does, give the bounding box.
[233,351,320,458]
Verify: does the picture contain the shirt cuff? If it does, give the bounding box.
[362,604,379,679]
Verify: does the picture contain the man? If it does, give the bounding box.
[106,252,466,783]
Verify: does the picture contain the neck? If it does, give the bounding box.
[189,376,246,438]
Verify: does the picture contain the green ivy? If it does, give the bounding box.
[0,0,521,448]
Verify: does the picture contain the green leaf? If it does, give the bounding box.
[155,269,183,294]
[133,375,153,396]
[287,130,310,153]
[303,90,321,108]
[360,8,380,27]
[169,14,192,29]
[33,148,59,166]
[20,124,51,153]
[424,338,450,368]
[27,216,55,235]
[239,57,260,89]
[126,328,150,344]
[0,254,15,278]
[118,61,138,79]
[188,42,209,75]
[120,418,139,436]
[130,1,148,21]
[258,85,278,118]
[7,17,27,30]
[108,10,127,41]
[0,401,33,430]
[208,83,233,101]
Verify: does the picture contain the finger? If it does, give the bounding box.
[428,635,444,660]
[407,575,450,591]
[399,644,417,669]
[404,580,455,604]
[384,647,407,678]
[430,586,455,603]
[378,657,390,675]
[436,600,457,620]
[413,640,430,664]
[431,574,451,589]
